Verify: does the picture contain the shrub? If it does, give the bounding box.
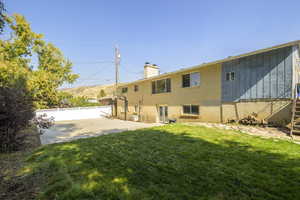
[0,86,34,152]
[97,89,106,99]
[32,113,54,134]
[59,94,101,108]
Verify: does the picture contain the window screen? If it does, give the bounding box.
[152,78,171,94]
[226,72,235,81]
[230,72,235,81]
[121,87,128,93]
[152,82,156,94]
[156,79,166,93]
[134,85,139,92]
[166,78,171,92]
[191,105,199,114]
[182,74,190,87]
[183,105,199,115]
[190,72,200,86]
[182,72,200,87]
[183,105,191,114]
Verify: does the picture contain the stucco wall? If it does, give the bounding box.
[36,106,112,121]
[117,64,222,123]
[116,62,292,125]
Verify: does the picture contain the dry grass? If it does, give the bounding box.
[0,127,41,200]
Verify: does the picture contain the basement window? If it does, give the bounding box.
[121,87,128,93]
[182,72,200,88]
[225,72,235,81]
[183,105,199,115]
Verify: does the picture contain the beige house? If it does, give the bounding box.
[114,41,300,125]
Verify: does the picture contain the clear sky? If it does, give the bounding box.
[6,0,300,88]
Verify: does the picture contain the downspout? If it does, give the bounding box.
[124,98,128,121]
[114,98,118,117]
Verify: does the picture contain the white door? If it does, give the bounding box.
[159,106,168,123]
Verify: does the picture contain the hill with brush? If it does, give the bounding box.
[61,84,116,98]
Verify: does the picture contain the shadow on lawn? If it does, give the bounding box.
[26,126,300,200]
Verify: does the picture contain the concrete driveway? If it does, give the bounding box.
[40,118,161,145]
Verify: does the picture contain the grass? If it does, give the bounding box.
[24,124,300,200]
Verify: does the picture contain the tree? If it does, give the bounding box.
[0,62,34,152]
[97,89,106,98]
[0,14,78,152]
[0,14,79,108]
[0,0,5,33]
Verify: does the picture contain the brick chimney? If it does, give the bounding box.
[144,62,160,79]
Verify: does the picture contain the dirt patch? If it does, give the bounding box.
[0,126,42,200]
[185,122,300,143]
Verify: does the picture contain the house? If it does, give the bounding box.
[114,40,300,125]
[87,98,98,103]
[98,96,114,105]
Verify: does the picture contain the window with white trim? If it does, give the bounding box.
[152,78,171,94]
[182,72,200,88]
[182,105,199,115]
[225,72,235,81]
[121,87,128,93]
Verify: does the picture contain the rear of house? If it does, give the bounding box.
[115,41,300,125]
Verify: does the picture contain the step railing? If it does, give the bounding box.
[290,83,300,138]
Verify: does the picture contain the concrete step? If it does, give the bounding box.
[292,129,300,133]
[293,125,300,129]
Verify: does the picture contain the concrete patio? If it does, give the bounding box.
[40,118,161,144]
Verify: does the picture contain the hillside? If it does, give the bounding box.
[61,84,116,98]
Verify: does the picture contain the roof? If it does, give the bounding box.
[120,40,300,86]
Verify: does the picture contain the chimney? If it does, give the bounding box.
[144,62,160,79]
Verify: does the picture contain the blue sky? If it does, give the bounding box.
[6,0,300,88]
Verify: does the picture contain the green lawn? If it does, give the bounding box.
[24,124,300,200]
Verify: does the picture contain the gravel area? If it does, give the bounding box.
[185,122,300,143]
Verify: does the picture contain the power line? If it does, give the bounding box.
[30,60,113,65]
[73,61,113,65]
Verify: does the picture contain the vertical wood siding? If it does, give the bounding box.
[222,46,293,102]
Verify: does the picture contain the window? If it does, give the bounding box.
[152,78,171,94]
[182,105,199,115]
[225,72,235,81]
[134,85,139,92]
[121,87,128,93]
[182,74,190,87]
[182,72,200,88]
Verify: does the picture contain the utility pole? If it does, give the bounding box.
[115,45,120,89]
[114,45,121,117]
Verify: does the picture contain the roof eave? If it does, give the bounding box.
[119,40,300,86]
